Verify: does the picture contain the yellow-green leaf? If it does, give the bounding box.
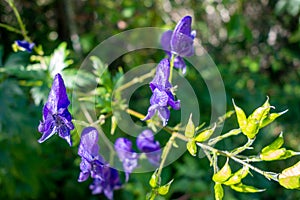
[185,113,195,138]
[261,132,284,153]
[186,140,197,156]
[230,183,265,193]
[195,123,216,142]
[110,115,117,135]
[149,169,160,188]
[213,160,232,183]
[260,109,288,128]
[279,161,300,189]
[232,99,247,133]
[260,148,286,161]
[158,179,174,195]
[214,183,224,200]
[224,166,249,186]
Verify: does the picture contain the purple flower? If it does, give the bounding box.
[78,127,104,182]
[15,40,35,52]
[161,16,196,74]
[114,138,139,181]
[137,130,161,166]
[89,166,121,199]
[78,127,121,199]
[143,59,180,126]
[38,73,74,146]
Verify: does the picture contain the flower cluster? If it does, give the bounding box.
[78,127,121,199]
[143,16,195,126]
[38,73,74,146]
[115,129,161,179]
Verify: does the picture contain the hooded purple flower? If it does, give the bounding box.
[137,129,161,166]
[38,73,74,146]
[161,16,196,74]
[78,127,121,199]
[142,59,180,126]
[114,138,139,181]
[89,166,121,199]
[15,40,35,52]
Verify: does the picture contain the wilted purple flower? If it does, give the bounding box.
[143,59,180,126]
[38,73,74,146]
[161,16,196,74]
[137,129,161,166]
[15,40,35,52]
[78,127,121,199]
[89,166,121,199]
[114,138,139,181]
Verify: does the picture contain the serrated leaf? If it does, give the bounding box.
[260,148,286,161]
[158,179,174,195]
[185,114,195,138]
[279,161,300,189]
[195,123,216,142]
[224,166,249,186]
[260,110,288,128]
[149,169,160,188]
[186,140,197,156]
[214,183,224,200]
[262,133,284,153]
[213,160,232,183]
[230,183,265,193]
[232,99,247,133]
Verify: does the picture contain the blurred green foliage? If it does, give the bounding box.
[1,0,300,199]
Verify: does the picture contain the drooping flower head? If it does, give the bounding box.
[114,138,139,181]
[137,129,161,166]
[143,59,180,126]
[161,16,196,74]
[14,40,35,52]
[38,73,74,146]
[78,127,121,199]
[89,167,121,199]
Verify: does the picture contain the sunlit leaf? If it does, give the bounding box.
[213,160,232,183]
[261,132,284,153]
[260,110,288,128]
[195,123,216,142]
[260,148,286,161]
[230,183,265,193]
[185,113,195,138]
[224,166,249,186]
[279,161,300,189]
[214,183,224,200]
[186,140,197,156]
[232,99,247,133]
[158,179,174,195]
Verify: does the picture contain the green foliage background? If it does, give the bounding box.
[0,0,300,199]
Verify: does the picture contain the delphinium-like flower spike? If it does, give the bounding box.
[38,73,74,146]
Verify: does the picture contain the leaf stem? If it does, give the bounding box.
[168,54,175,83]
[0,23,22,34]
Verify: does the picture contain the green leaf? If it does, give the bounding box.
[213,160,232,183]
[261,132,284,153]
[232,99,247,133]
[224,166,249,186]
[230,183,265,193]
[279,161,300,189]
[260,110,288,128]
[260,148,286,161]
[214,183,224,200]
[149,169,160,188]
[158,179,174,195]
[185,114,195,138]
[186,140,197,156]
[195,123,216,142]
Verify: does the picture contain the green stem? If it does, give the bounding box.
[6,0,30,41]
[114,68,156,93]
[231,138,255,155]
[208,129,241,146]
[0,23,22,34]
[168,54,175,83]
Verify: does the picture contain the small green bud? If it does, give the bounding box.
[230,183,265,193]
[214,183,224,200]
[213,160,232,183]
[195,123,216,142]
[186,140,197,156]
[149,169,160,188]
[185,113,195,138]
[157,179,174,195]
